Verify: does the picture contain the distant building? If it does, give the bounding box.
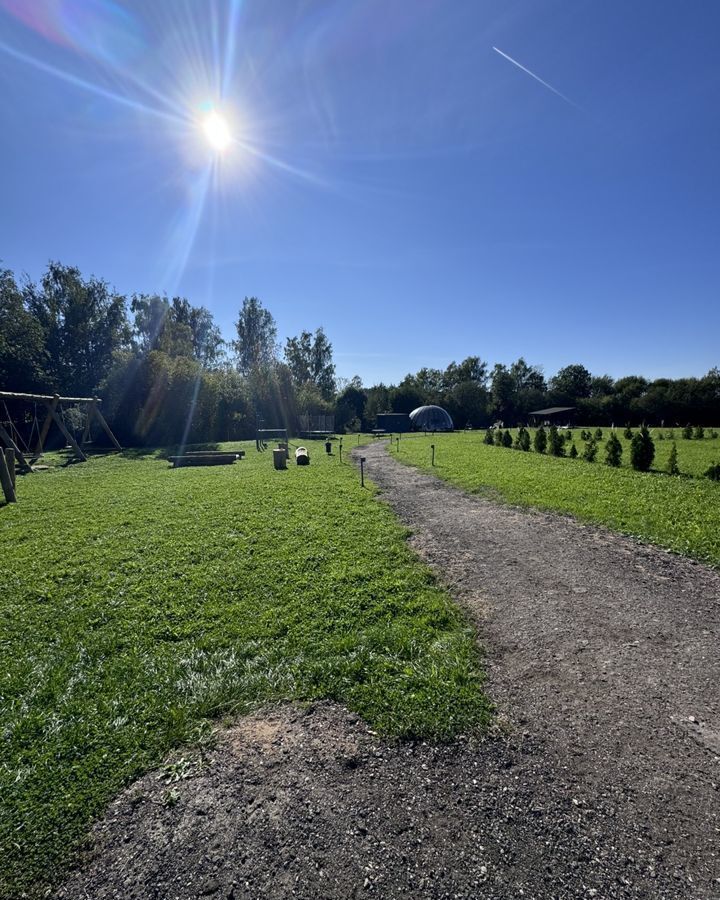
[528,406,576,425]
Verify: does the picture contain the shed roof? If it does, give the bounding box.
[528,406,576,416]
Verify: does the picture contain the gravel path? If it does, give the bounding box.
[56,443,720,900]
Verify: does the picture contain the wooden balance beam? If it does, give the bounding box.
[185,450,245,458]
[169,453,242,468]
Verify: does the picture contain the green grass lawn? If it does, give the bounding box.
[572,427,720,478]
[0,440,489,899]
[395,431,720,567]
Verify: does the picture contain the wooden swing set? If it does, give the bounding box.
[0,390,121,503]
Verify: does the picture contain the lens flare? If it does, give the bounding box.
[202,111,231,152]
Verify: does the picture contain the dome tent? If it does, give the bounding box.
[409,405,454,432]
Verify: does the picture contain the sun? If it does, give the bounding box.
[202,111,232,153]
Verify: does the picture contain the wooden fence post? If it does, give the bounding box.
[0,448,16,503]
[4,448,16,489]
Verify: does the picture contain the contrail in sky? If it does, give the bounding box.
[492,46,582,110]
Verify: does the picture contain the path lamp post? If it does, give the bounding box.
[339,438,343,462]
[431,444,435,466]
[360,457,366,487]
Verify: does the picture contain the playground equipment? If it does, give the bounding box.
[256,428,288,451]
[0,390,121,473]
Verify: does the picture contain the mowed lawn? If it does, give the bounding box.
[0,441,489,899]
[396,431,720,567]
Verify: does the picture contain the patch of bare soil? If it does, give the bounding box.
[56,443,720,899]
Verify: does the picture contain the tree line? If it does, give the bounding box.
[1,262,718,446]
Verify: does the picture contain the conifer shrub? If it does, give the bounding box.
[534,426,547,454]
[694,425,705,440]
[569,442,578,459]
[582,439,597,462]
[624,425,633,440]
[666,442,679,476]
[515,426,531,451]
[667,428,675,439]
[710,430,718,439]
[594,428,603,441]
[605,433,622,467]
[502,429,513,448]
[657,430,664,440]
[704,463,720,481]
[630,425,655,472]
[682,424,693,439]
[580,429,591,441]
[548,425,565,457]
[483,429,495,445]
[565,429,573,441]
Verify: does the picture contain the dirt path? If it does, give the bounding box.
[56,444,720,900]
[358,443,720,893]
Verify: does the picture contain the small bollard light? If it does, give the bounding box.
[431,444,435,466]
[339,438,343,462]
[360,456,366,487]
[325,439,332,455]
[396,436,400,452]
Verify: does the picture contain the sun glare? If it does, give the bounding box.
[202,111,231,153]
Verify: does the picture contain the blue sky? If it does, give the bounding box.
[1,0,718,386]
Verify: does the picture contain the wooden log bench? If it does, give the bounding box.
[185,450,245,458]
[169,453,242,468]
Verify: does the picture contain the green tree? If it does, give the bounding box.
[335,381,367,432]
[443,356,488,390]
[605,432,623,467]
[447,380,488,428]
[667,442,679,476]
[26,262,130,395]
[582,438,597,462]
[0,268,47,390]
[547,425,565,457]
[630,425,655,471]
[131,294,193,358]
[490,363,517,422]
[284,327,336,400]
[515,426,531,451]
[170,297,224,366]
[391,381,426,415]
[363,384,390,429]
[550,363,592,404]
[589,374,615,397]
[233,297,278,374]
[533,426,547,454]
